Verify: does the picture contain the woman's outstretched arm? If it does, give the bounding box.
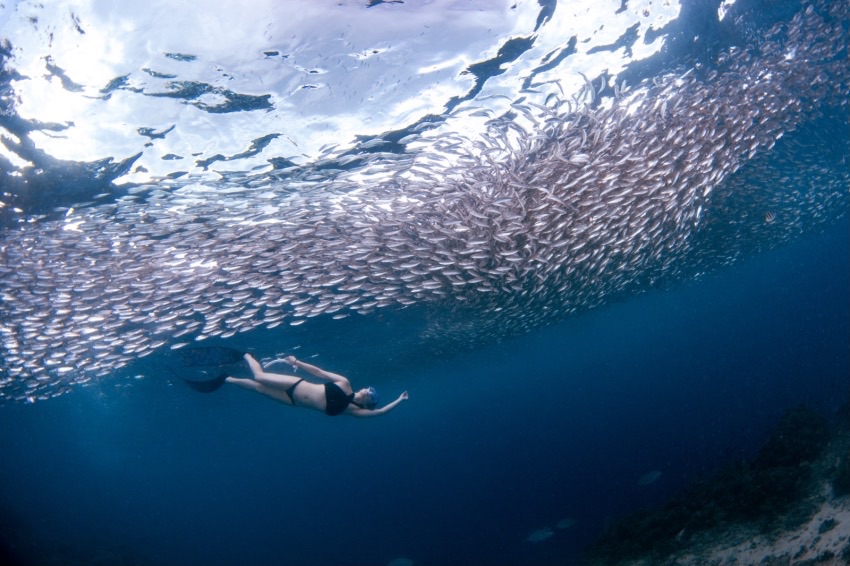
[350,391,409,418]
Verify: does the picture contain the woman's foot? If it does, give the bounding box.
[244,353,263,377]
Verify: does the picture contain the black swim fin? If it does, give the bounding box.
[181,372,229,393]
[170,346,249,392]
[175,346,246,367]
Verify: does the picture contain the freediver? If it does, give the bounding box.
[186,353,408,417]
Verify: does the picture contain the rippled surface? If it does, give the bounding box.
[1,0,678,183]
[1,0,848,403]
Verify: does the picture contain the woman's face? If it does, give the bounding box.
[355,388,374,408]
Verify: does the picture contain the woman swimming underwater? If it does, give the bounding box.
[206,353,408,417]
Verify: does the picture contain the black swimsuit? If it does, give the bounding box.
[323,382,355,416]
[285,380,357,416]
[284,379,305,405]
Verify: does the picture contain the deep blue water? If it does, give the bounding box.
[1,216,847,566]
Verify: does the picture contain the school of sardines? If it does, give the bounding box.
[0,0,847,403]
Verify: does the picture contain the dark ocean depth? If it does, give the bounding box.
[1,216,847,566]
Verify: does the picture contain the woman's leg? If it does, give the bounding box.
[243,353,300,390]
[226,377,295,405]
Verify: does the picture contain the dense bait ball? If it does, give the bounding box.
[0,0,847,403]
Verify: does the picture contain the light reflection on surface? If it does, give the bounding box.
[0,0,676,183]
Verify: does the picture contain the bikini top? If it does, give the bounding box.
[324,382,355,416]
[324,382,373,415]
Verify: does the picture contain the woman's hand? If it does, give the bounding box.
[399,391,409,400]
[284,355,298,370]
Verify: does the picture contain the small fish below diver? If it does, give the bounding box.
[637,470,663,486]
[525,526,554,543]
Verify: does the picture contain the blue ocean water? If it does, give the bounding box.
[1,1,849,565]
[0,220,846,566]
